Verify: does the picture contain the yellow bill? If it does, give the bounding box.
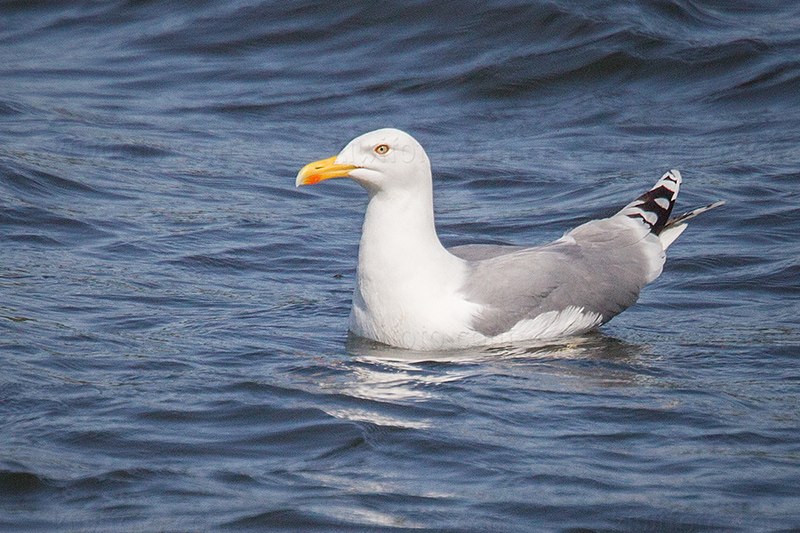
[296,156,359,187]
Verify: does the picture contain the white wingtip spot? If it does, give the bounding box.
[641,210,659,225]
[660,179,678,193]
[665,170,682,183]
[654,197,671,210]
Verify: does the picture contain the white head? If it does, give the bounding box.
[296,128,431,196]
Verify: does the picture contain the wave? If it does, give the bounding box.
[6,0,795,104]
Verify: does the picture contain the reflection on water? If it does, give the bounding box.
[323,331,657,429]
[345,330,644,363]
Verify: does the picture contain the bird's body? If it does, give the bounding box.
[296,128,722,350]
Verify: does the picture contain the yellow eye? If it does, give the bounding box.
[374,144,389,155]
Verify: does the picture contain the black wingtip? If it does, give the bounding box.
[619,170,681,235]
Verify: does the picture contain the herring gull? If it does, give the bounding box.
[296,128,723,350]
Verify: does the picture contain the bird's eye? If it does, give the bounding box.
[374,144,389,155]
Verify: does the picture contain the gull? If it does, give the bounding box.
[296,128,723,350]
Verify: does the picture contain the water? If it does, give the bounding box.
[2,0,799,530]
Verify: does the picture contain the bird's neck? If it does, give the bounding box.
[358,188,454,275]
[350,187,470,347]
[347,182,480,349]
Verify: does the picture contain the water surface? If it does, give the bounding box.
[2,1,799,531]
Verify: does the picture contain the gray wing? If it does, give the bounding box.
[453,216,664,337]
[448,244,526,261]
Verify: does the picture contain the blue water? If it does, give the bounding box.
[2,1,799,531]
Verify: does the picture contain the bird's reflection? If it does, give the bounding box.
[324,331,654,428]
[345,330,644,364]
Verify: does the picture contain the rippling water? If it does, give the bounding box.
[2,1,799,531]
